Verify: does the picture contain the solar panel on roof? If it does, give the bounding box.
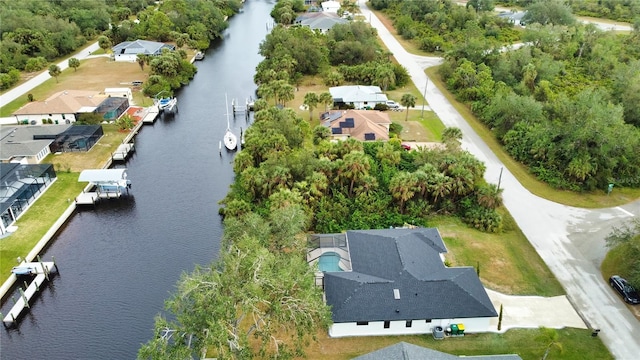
[332,127,342,134]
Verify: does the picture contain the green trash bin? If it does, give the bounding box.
[450,324,459,335]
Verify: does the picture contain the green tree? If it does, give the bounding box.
[48,64,61,82]
[116,114,135,130]
[318,92,334,112]
[68,57,80,72]
[98,35,111,53]
[400,93,416,121]
[523,0,576,26]
[138,208,331,359]
[303,92,319,121]
[467,0,495,12]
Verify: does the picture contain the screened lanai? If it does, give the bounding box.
[0,163,57,235]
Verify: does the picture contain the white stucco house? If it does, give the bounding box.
[0,125,71,164]
[12,90,105,125]
[308,228,498,338]
[329,85,389,110]
[111,40,175,62]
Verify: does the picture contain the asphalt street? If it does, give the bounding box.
[0,42,100,109]
[358,1,640,359]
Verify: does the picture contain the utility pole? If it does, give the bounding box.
[497,167,504,192]
[421,77,429,118]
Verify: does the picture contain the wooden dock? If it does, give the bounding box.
[143,106,160,123]
[2,259,58,327]
[112,143,135,161]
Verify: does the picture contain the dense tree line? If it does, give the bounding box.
[370,0,520,53]
[255,21,409,94]
[498,0,640,23]
[0,0,239,90]
[222,103,503,233]
[438,1,640,191]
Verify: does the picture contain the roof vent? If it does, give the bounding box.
[393,288,400,300]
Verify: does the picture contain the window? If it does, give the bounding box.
[383,321,390,329]
[406,320,412,328]
[356,321,368,326]
[425,319,432,323]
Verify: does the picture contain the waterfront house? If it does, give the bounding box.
[308,228,497,338]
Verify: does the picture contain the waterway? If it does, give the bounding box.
[0,1,274,358]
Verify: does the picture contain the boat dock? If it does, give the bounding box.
[2,258,58,327]
[143,106,160,123]
[75,169,132,205]
[112,143,135,161]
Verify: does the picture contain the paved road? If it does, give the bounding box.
[0,42,100,109]
[358,1,640,359]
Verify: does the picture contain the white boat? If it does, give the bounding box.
[11,266,36,276]
[223,94,237,151]
[157,97,177,112]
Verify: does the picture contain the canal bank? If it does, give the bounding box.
[0,116,146,304]
[0,1,274,358]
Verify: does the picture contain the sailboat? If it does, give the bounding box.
[223,94,237,151]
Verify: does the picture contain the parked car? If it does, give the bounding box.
[401,143,411,151]
[609,275,640,304]
[385,100,400,109]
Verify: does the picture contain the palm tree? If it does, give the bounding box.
[342,151,371,196]
[400,93,417,121]
[442,127,463,148]
[304,92,319,121]
[389,172,417,214]
[318,92,334,113]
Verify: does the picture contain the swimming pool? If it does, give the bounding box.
[318,252,342,272]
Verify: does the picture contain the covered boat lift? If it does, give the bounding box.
[76,169,131,204]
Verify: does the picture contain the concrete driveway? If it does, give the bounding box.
[358,1,640,358]
[486,289,587,332]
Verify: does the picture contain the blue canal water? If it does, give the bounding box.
[0,1,275,358]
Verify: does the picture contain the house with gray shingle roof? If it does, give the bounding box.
[308,228,497,338]
[353,342,522,360]
[294,12,348,33]
[0,125,71,164]
[111,39,175,62]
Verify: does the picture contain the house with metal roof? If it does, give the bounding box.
[321,0,341,13]
[294,12,348,33]
[12,90,106,126]
[111,40,175,62]
[322,109,391,142]
[308,228,497,338]
[329,85,389,110]
[353,342,522,360]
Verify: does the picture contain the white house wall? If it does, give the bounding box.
[13,114,76,125]
[114,54,138,62]
[329,317,492,338]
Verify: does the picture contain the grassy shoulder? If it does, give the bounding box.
[306,327,611,360]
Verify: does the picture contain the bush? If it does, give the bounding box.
[24,57,48,72]
[374,103,389,111]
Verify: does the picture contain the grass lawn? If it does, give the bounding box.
[46,124,130,172]
[434,212,564,296]
[0,172,86,282]
[306,327,612,360]
[1,56,150,116]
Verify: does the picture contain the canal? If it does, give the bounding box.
[0,1,274,358]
